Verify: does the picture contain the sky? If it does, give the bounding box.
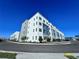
[0,0,79,38]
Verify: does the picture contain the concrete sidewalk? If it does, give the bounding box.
[0,50,68,59]
[16,53,67,59]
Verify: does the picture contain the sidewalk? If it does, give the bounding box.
[16,53,65,59]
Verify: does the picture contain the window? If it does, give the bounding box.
[35,36,37,40]
[39,36,42,40]
[51,25,52,28]
[36,22,37,25]
[34,18,35,20]
[43,29,45,33]
[33,23,35,26]
[26,37,29,39]
[39,22,42,25]
[39,17,42,20]
[57,32,59,37]
[53,30,56,37]
[43,23,50,35]
[36,28,37,32]
[60,34,62,39]
[33,29,34,32]
[43,20,45,23]
[27,31,29,33]
[39,28,42,32]
[24,27,25,29]
[32,36,34,40]
[36,16,38,19]
[46,22,48,24]
[23,31,25,34]
[29,22,30,24]
[54,32,55,37]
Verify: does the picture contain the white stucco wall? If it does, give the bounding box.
[19,12,65,42]
[10,31,19,41]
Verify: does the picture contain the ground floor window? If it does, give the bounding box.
[39,28,42,32]
[35,36,37,40]
[32,36,34,40]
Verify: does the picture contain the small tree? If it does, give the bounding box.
[11,38,17,42]
[0,39,3,42]
[47,38,51,42]
[56,39,61,42]
[39,37,43,43]
[76,38,79,41]
[65,55,77,59]
[53,39,56,42]
[21,36,26,41]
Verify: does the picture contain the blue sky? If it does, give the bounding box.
[0,0,79,38]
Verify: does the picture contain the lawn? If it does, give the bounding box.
[64,53,77,59]
[0,52,17,59]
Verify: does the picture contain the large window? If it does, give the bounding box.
[36,28,37,32]
[32,36,34,40]
[52,29,56,37]
[60,34,62,39]
[24,27,25,29]
[43,24,50,35]
[33,29,34,32]
[35,36,37,40]
[33,23,35,26]
[53,33,55,37]
[34,18,35,21]
[39,22,42,25]
[25,23,26,24]
[29,22,30,24]
[39,36,42,39]
[36,16,38,19]
[57,32,60,37]
[39,28,42,32]
[39,17,42,20]
[27,30,29,33]
[36,22,37,25]
[46,22,48,24]
[43,20,45,23]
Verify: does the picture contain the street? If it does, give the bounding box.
[0,41,79,53]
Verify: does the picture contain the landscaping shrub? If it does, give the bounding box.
[76,39,79,41]
[0,39,3,42]
[47,38,51,42]
[39,37,43,43]
[0,52,16,59]
[65,55,77,59]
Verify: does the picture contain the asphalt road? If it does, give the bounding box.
[0,41,79,53]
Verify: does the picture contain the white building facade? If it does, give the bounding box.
[19,12,64,42]
[10,31,20,41]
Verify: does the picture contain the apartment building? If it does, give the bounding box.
[10,31,20,41]
[19,12,64,42]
